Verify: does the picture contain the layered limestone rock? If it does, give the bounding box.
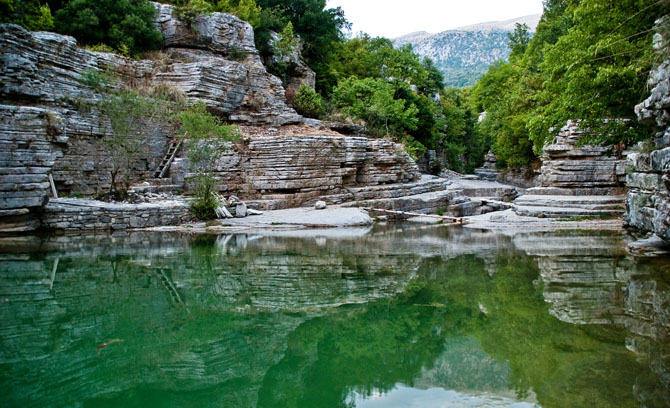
[0,105,66,231]
[151,3,301,124]
[177,134,423,210]
[474,150,498,181]
[512,121,628,218]
[628,53,670,243]
[533,121,627,195]
[41,198,193,230]
[0,5,304,230]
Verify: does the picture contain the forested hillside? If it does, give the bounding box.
[394,15,541,88]
[470,0,669,168]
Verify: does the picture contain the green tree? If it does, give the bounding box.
[527,0,666,148]
[255,0,349,93]
[0,0,54,30]
[508,23,530,60]
[274,21,297,58]
[471,0,668,169]
[332,77,418,138]
[54,0,162,55]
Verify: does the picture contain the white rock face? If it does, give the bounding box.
[314,201,327,210]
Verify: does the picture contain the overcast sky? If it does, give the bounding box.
[326,0,545,38]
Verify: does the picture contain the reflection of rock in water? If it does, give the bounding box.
[522,233,670,408]
[0,251,306,407]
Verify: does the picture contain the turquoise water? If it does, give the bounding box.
[0,225,668,407]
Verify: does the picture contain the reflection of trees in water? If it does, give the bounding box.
[257,253,667,408]
[0,232,668,408]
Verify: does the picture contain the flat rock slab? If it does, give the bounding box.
[464,209,623,234]
[215,206,373,228]
[46,198,190,211]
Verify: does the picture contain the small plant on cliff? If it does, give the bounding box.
[78,67,116,93]
[274,21,297,59]
[292,84,324,119]
[215,0,261,27]
[174,0,213,25]
[173,102,240,219]
[98,89,168,200]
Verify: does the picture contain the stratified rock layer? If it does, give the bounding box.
[628,57,670,244]
[178,135,424,210]
[534,121,627,195]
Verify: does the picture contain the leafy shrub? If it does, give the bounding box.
[173,102,239,220]
[189,173,219,219]
[215,0,261,27]
[173,0,212,25]
[78,67,116,92]
[227,47,247,61]
[84,43,117,54]
[54,0,162,56]
[292,84,323,118]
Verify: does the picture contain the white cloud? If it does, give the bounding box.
[326,0,544,38]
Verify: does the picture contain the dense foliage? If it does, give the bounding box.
[325,35,485,167]
[470,0,668,168]
[54,0,162,55]
[0,0,53,30]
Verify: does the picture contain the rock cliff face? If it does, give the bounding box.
[0,5,304,230]
[511,121,628,218]
[151,3,301,124]
[628,56,670,243]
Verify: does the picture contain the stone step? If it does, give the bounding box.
[340,189,478,217]
[514,195,626,210]
[474,169,498,182]
[144,178,179,186]
[525,186,626,196]
[513,194,626,218]
[129,184,183,194]
[317,176,449,205]
[514,205,624,219]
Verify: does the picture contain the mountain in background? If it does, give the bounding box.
[394,14,542,88]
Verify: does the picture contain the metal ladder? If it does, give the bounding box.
[152,140,182,178]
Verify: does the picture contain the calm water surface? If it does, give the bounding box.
[0,225,668,407]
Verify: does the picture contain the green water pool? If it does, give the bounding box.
[0,225,668,407]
